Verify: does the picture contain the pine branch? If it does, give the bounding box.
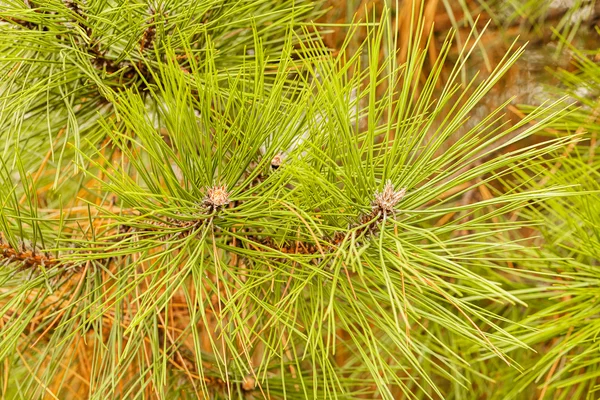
[1,3,593,399]
[0,230,59,269]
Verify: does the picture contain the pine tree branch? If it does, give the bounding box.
[0,241,59,269]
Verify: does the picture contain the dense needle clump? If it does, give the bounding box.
[1,1,598,400]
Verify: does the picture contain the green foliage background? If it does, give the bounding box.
[0,0,599,399]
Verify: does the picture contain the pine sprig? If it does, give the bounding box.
[0,3,590,400]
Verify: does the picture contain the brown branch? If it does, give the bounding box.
[140,19,157,53]
[0,242,60,269]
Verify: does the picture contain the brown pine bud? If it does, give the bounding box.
[203,185,230,212]
[271,152,284,169]
[372,180,406,216]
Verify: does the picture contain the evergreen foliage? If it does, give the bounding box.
[495,34,600,399]
[0,1,599,399]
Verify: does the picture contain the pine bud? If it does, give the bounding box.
[203,185,230,211]
[372,180,406,216]
[271,152,284,169]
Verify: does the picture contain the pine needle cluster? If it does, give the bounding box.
[0,1,598,399]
